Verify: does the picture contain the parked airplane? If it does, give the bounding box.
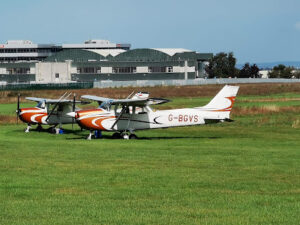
[16,92,87,133]
[69,85,239,140]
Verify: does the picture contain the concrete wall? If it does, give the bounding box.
[35,61,71,83]
[0,68,6,74]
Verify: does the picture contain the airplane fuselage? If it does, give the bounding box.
[76,107,229,132]
[19,107,73,125]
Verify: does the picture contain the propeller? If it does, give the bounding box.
[72,93,76,130]
[16,93,20,124]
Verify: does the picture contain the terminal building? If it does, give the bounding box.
[0,40,212,84]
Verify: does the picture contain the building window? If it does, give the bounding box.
[167,66,173,73]
[77,67,101,74]
[112,67,136,73]
[96,67,101,73]
[7,68,30,74]
[55,73,59,78]
[148,67,166,73]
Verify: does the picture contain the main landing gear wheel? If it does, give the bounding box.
[36,124,43,132]
[48,127,56,134]
[129,134,138,139]
[112,132,122,139]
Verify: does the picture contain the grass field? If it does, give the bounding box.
[0,84,300,224]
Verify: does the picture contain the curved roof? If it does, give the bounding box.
[152,48,193,56]
[86,49,126,57]
[112,48,172,61]
[44,48,212,63]
[44,49,106,62]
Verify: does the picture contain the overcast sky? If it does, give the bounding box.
[1,0,300,63]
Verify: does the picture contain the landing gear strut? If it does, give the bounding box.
[25,124,31,133]
[87,131,93,140]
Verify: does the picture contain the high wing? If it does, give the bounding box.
[26,97,85,104]
[81,95,170,107]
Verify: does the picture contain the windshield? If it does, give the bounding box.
[37,100,45,109]
[99,100,113,111]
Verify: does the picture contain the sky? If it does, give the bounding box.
[1,0,300,64]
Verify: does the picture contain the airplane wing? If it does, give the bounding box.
[26,97,87,104]
[81,95,112,104]
[81,95,169,107]
[147,98,170,105]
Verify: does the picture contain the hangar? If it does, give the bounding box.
[0,40,212,84]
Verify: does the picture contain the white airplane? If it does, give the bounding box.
[68,85,239,140]
[17,92,87,133]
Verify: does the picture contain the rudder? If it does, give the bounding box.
[201,85,239,111]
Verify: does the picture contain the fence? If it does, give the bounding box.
[0,82,93,91]
[1,79,300,91]
[94,78,300,88]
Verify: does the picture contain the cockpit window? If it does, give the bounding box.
[37,101,45,109]
[57,104,64,112]
[99,100,113,111]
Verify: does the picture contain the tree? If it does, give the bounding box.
[205,52,238,78]
[239,63,251,78]
[238,63,260,78]
[250,64,260,78]
[268,64,294,78]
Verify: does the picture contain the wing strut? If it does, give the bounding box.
[45,92,71,122]
[110,92,135,130]
[111,104,128,130]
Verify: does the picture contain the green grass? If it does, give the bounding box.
[0,94,300,224]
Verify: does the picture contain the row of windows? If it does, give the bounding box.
[7,68,31,74]
[77,67,101,74]
[112,67,136,73]
[0,57,45,62]
[148,66,173,73]
[0,48,59,53]
[2,66,174,75]
[76,66,173,74]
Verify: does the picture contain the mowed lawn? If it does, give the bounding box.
[0,92,300,224]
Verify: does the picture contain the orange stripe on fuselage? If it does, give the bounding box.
[78,116,116,131]
[76,108,104,117]
[76,108,115,130]
[19,108,47,124]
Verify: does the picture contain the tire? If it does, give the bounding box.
[48,127,56,134]
[112,132,121,139]
[36,125,43,132]
[129,134,138,139]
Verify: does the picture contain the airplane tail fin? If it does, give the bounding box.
[199,85,239,114]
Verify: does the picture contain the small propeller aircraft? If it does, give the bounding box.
[68,85,239,140]
[16,92,87,133]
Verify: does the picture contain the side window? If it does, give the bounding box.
[57,104,64,112]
